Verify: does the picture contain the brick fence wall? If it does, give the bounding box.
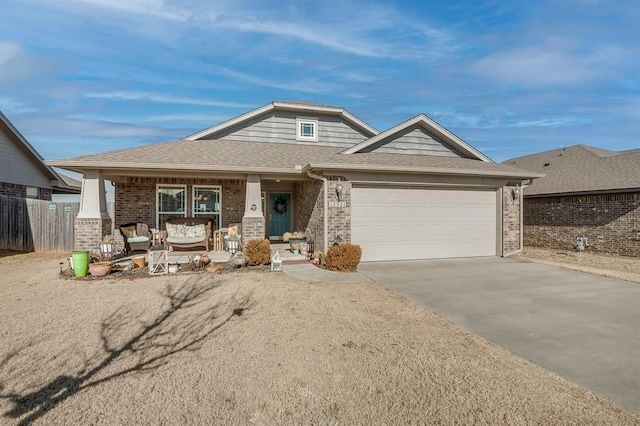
[524,192,640,257]
[294,179,323,250]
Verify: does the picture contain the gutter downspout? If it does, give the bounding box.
[306,169,328,253]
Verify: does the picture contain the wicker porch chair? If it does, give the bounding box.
[119,222,151,253]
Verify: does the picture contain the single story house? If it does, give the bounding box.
[0,111,80,200]
[49,101,541,261]
[504,144,640,257]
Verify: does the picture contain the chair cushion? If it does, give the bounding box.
[166,236,206,244]
[166,223,186,238]
[127,236,149,243]
[186,224,206,238]
[120,225,137,238]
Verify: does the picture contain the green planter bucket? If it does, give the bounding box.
[71,251,90,278]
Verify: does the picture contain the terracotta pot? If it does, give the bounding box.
[89,261,113,277]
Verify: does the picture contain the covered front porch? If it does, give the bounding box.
[73,170,326,256]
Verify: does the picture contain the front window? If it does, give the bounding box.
[157,185,186,229]
[296,118,318,141]
[192,185,221,230]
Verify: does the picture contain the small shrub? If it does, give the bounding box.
[324,244,362,272]
[244,239,271,265]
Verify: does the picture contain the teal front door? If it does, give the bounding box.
[269,193,291,238]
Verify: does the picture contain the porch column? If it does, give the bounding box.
[74,170,112,253]
[242,174,265,242]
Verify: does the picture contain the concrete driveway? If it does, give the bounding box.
[357,257,640,413]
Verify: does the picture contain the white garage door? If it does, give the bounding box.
[351,186,498,261]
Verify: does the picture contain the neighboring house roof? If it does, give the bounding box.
[503,144,640,196]
[49,138,540,180]
[0,111,80,194]
[341,114,493,162]
[185,101,379,140]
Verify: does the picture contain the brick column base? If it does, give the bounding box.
[74,217,112,255]
[242,216,265,243]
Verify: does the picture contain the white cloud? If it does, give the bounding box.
[84,92,252,108]
[472,38,624,86]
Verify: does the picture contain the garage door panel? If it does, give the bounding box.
[352,187,497,261]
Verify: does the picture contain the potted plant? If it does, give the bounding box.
[287,231,306,251]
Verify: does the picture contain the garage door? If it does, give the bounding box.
[351,186,498,261]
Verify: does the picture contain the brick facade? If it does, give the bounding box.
[524,192,640,257]
[327,176,350,246]
[0,182,52,201]
[74,217,112,255]
[242,216,265,242]
[115,177,245,229]
[294,179,324,251]
[502,185,522,255]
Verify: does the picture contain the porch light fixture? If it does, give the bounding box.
[336,177,343,201]
[511,186,520,202]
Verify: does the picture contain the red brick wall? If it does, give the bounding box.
[524,192,640,257]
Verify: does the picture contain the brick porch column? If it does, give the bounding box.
[74,170,111,254]
[242,174,265,242]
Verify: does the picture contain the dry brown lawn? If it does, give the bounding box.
[0,251,638,425]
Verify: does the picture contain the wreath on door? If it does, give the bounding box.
[273,195,288,215]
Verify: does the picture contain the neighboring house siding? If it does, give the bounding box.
[359,125,464,157]
[524,192,640,257]
[210,111,369,147]
[115,177,246,229]
[0,126,53,190]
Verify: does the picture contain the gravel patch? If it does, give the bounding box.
[1,252,638,424]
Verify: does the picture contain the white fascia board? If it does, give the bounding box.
[184,103,275,140]
[304,162,545,179]
[340,114,493,163]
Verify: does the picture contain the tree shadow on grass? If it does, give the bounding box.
[0,276,253,425]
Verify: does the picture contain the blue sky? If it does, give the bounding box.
[1,0,639,163]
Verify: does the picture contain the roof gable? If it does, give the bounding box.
[340,114,493,162]
[184,101,378,142]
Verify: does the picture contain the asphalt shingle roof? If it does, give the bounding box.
[52,139,536,178]
[503,144,640,196]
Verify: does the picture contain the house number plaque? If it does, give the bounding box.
[329,201,347,208]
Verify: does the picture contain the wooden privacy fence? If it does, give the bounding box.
[0,195,114,253]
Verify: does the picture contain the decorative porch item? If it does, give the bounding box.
[89,261,113,277]
[168,264,179,273]
[233,251,247,267]
[148,249,169,275]
[132,255,146,269]
[98,235,115,260]
[272,195,288,215]
[271,251,282,272]
[71,251,90,278]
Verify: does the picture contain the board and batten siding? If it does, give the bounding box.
[361,125,464,157]
[208,111,370,147]
[0,124,53,189]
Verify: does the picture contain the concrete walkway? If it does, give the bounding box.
[356,257,640,414]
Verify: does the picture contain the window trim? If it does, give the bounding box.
[191,185,222,229]
[296,118,318,142]
[156,184,187,228]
